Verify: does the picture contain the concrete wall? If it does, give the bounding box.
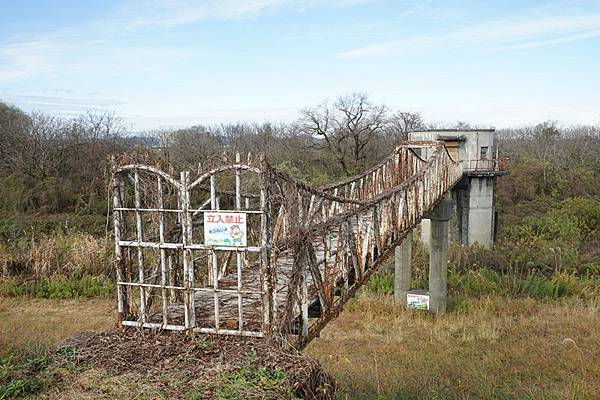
[408,129,496,169]
[410,130,497,249]
[467,177,495,248]
[459,130,494,162]
[421,177,495,249]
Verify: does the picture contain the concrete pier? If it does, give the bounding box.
[394,231,412,305]
[428,198,452,315]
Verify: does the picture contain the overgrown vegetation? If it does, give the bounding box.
[2,233,110,278]
[496,122,600,229]
[1,97,599,399]
[367,197,600,303]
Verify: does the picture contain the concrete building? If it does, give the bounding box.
[409,129,507,249]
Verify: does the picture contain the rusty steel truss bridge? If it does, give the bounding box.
[111,141,462,347]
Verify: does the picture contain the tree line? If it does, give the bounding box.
[1,94,599,232]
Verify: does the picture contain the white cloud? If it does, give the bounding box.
[115,0,375,29]
[0,30,192,86]
[490,28,600,51]
[0,0,372,85]
[122,106,299,130]
[339,13,600,58]
[0,39,63,82]
[3,94,125,113]
[117,0,286,29]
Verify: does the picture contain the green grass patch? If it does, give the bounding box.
[213,352,299,400]
[0,344,60,400]
[447,268,586,300]
[365,268,599,302]
[0,275,114,299]
[215,366,298,400]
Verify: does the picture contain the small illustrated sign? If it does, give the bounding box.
[406,292,430,310]
[204,212,247,247]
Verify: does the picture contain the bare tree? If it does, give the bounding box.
[388,111,424,142]
[162,125,224,170]
[299,93,388,176]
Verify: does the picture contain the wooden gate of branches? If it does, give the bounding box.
[111,141,462,346]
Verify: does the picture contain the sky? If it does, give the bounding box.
[1,0,600,131]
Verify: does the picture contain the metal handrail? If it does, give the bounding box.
[460,158,509,172]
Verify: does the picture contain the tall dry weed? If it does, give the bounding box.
[64,234,111,277]
[0,244,10,277]
[27,233,112,279]
[28,235,59,278]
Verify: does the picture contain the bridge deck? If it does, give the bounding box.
[154,213,371,333]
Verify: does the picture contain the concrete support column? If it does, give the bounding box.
[394,231,412,305]
[428,197,453,315]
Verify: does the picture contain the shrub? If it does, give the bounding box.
[503,197,600,274]
[365,272,394,295]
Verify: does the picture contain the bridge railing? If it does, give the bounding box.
[460,158,509,172]
[319,146,426,201]
[265,141,463,345]
[110,141,462,344]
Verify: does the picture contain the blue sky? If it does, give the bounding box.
[1,0,600,131]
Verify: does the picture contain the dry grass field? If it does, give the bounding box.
[0,297,114,353]
[2,294,600,399]
[307,294,600,399]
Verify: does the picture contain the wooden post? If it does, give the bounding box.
[301,263,309,337]
[259,157,274,335]
[112,167,127,322]
[208,173,220,331]
[180,171,195,328]
[394,231,412,306]
[157,176,168,327]
[209,174,217,285]
[133,170,146,323]
[428,197,453,315]
[235,153,244,332]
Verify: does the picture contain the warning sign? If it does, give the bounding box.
[204,212,247,247]
[406,293,430,310]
